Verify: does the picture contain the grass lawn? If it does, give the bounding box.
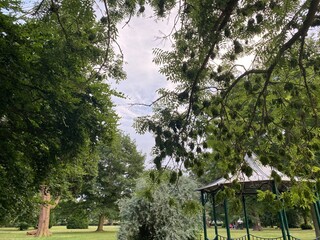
[0,226,317,240]
[205,227,316,240]
[0,226,119,240]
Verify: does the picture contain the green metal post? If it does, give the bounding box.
[224,199,231,240]
[242,195,251,240]
[212,193,218,238]
[315,192,320,229]
[314,190,320,239]
[315,191,320,210]
[317,199,320,216]
[272,181,287,240]
[201,191,208,240]
[312,189,320,232]
[279,211,288,240]
[314,201,320,230]
[282,209,290,240]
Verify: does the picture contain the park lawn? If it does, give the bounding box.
[0,226,317,240]
[206,227,316,240]
[0,226,119,240]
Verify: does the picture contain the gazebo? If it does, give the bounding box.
[197,154,320,240]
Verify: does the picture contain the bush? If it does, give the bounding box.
[118,172,202,240]
[18,222,29,231]
[300,223,313,230]
[66,213,89,229]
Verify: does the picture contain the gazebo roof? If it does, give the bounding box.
[197,154,293,194]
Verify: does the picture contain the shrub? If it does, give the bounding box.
[300,223,313,230]
[118,172,202,240]
[66,212,89,229]
[18,222,29,231]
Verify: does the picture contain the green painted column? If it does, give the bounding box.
[313,190,320,239]
[201,191,208,240]
[316,199,320,217]
[212,193,218,238]
[315,190,320,210]
[242,195,250,240]
[272,181,287,240]
[315,191,320,230]
[282,209,290,240]
[317,199,320,212]
[279,211,288,240]
[224,199,231,240]
[314,201,320,230]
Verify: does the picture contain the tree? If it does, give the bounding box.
[83,131,145,232]
[118,171,201,240]
[53,199,89,228]
[4,0,320,235]
[135,0,320,198]
[1,0,124,236]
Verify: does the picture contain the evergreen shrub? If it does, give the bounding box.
[66,212,89,229]
[118,172,201,240]
[18,222,29,231]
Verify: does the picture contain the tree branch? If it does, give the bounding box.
[225,0,320,131]
[51,196,61,209]
[32,0,46,15]
[298,37,318,126]
[128,93,170,107]
[268,0,320,74]
[224,69,268,99]
[187,0,239,119]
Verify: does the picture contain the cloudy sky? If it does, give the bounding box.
[112,10,177,165]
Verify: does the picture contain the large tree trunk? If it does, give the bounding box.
[96,215,105,232]
[32,186,60,237]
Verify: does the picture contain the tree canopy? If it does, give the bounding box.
[3,0,320,230]
[83,131,145,231]
[135,0,320,188]
[0,0,123,224]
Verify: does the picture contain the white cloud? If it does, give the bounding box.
[112,8,176,163]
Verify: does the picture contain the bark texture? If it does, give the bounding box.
[34,186,60,237]
[96,215,105,232]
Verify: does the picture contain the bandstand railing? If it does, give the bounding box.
[215,234,248,240]
[249,235,290,240]
[212,234,301,240]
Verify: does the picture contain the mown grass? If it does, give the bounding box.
[205,227,316,240]
[0,226,119,240]
[0,226,316,240]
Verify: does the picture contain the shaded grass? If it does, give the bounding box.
[0,226,119,240]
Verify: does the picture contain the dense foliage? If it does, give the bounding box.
[135,0,320,202]
[0,0,123,223]
[3,0,320,235]
[118,172,201,240]
[66,208,89,229]
[81,131,145,230]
